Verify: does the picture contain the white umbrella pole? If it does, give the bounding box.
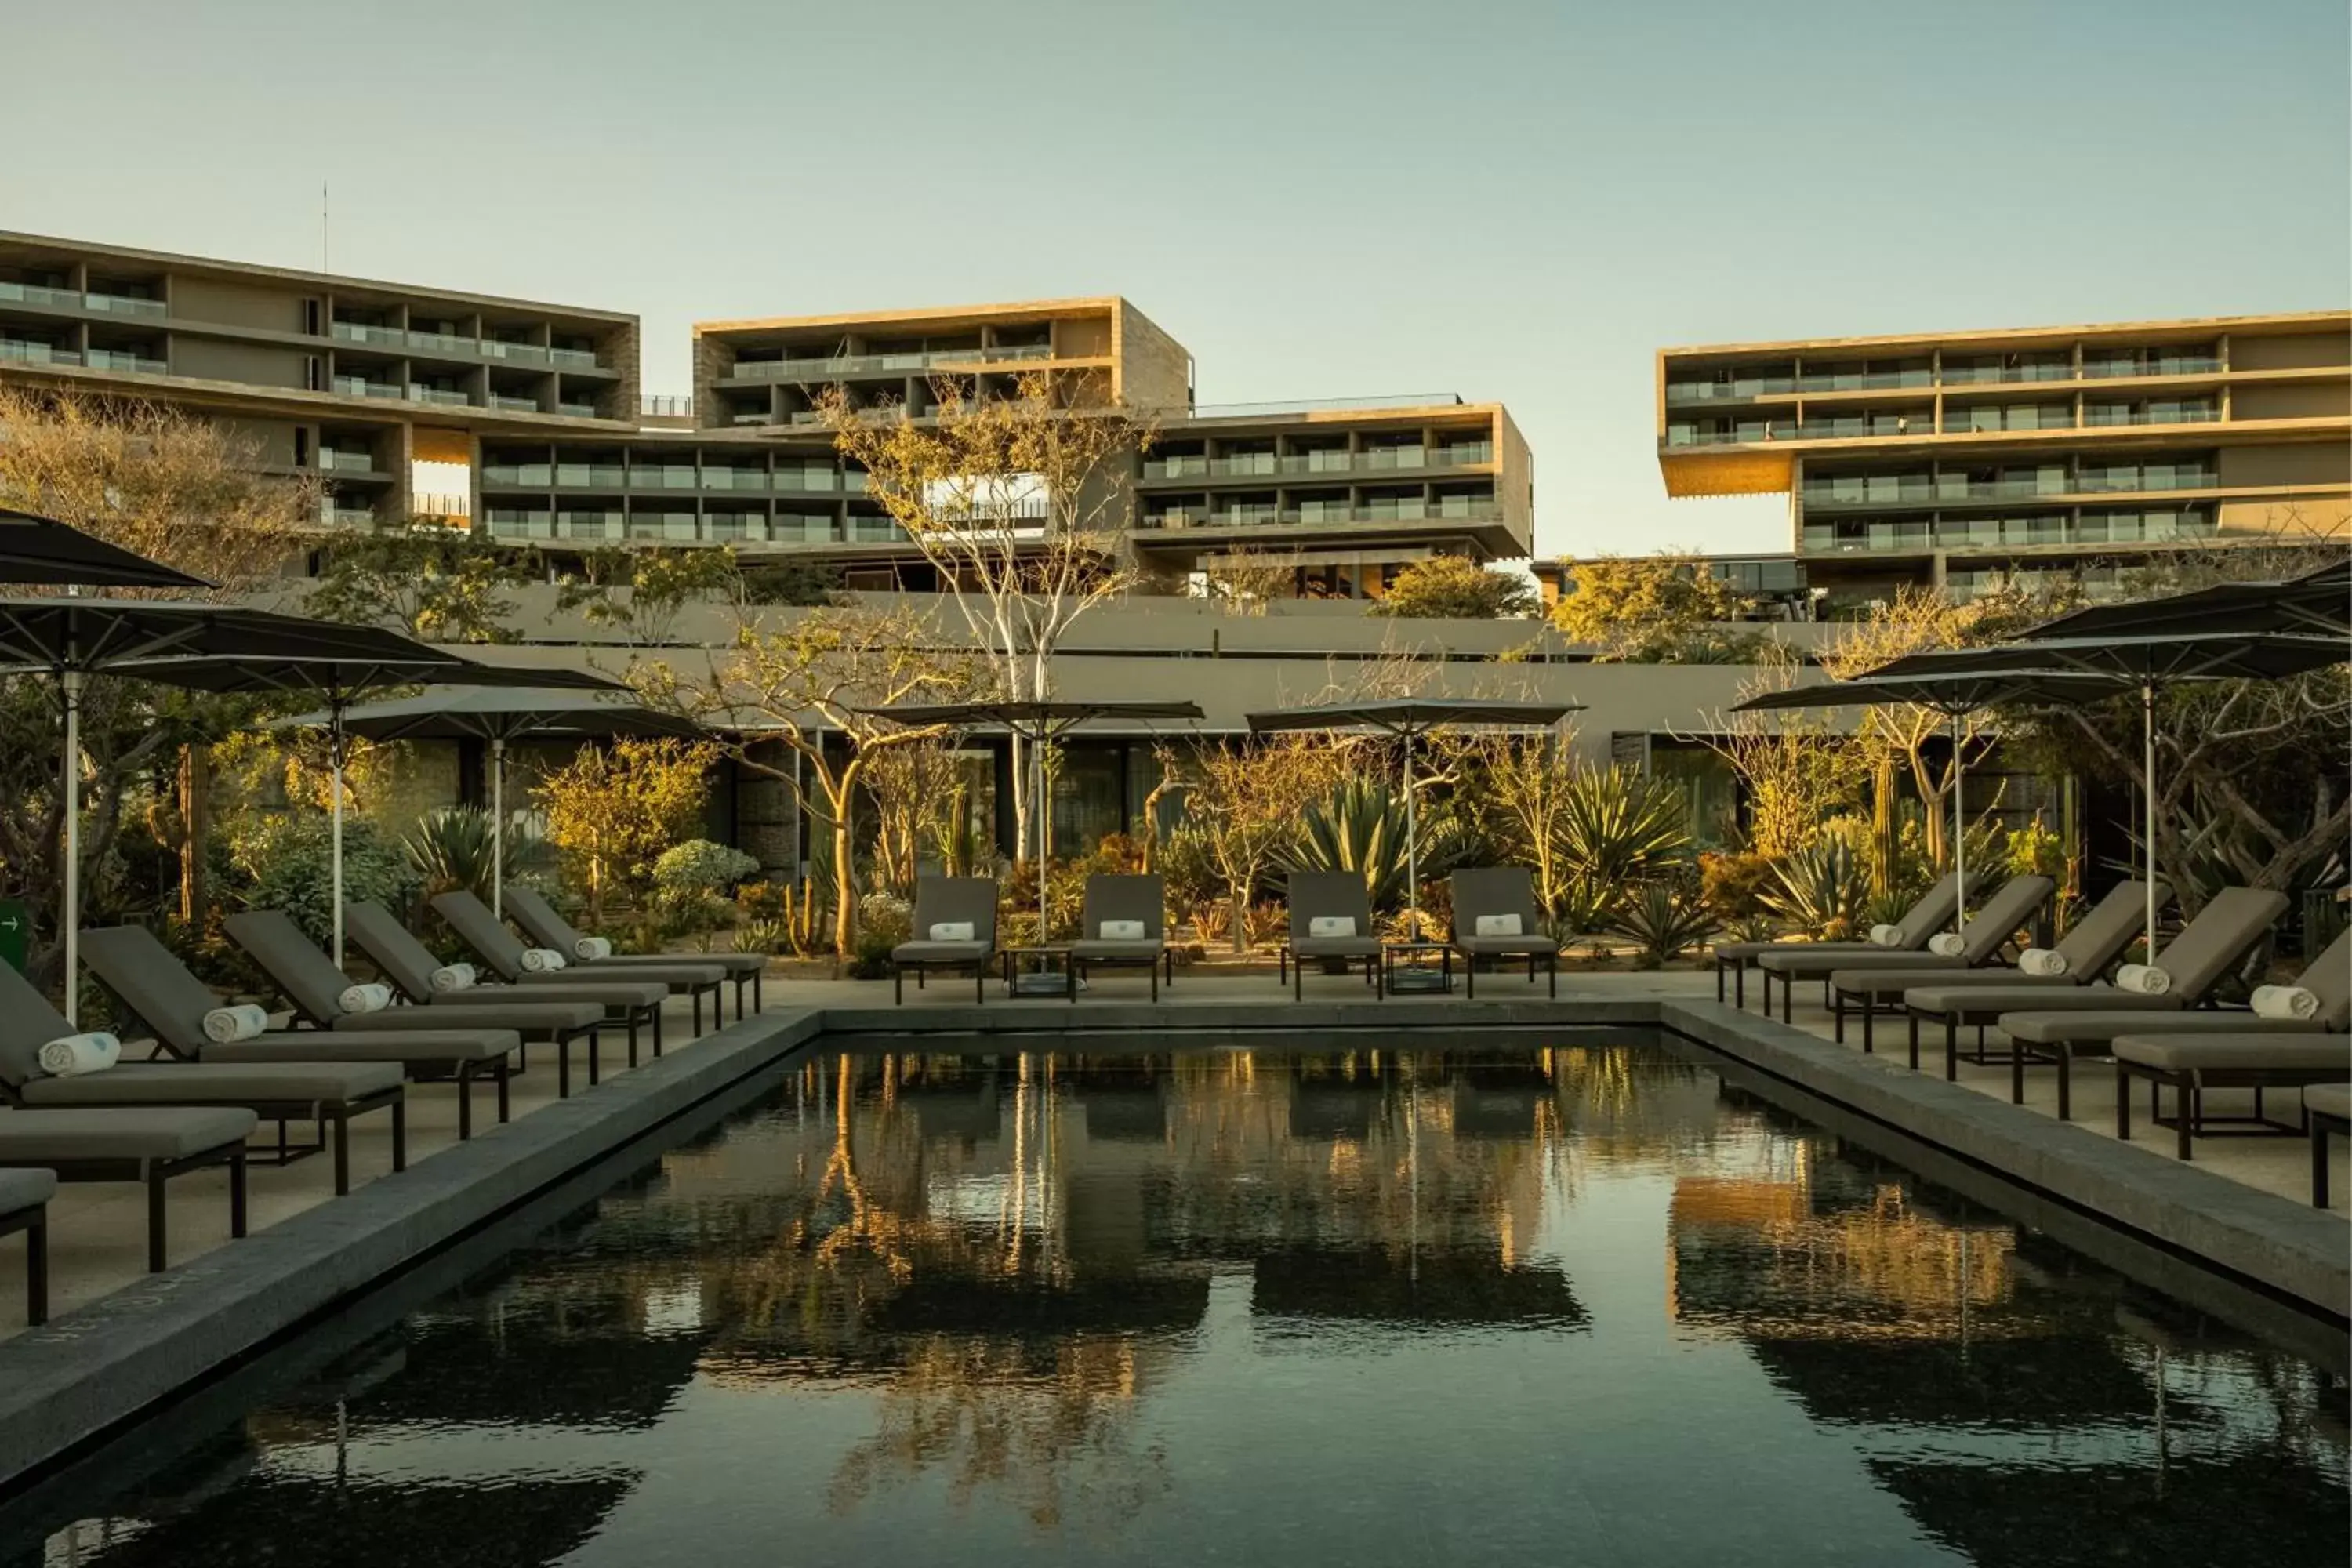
[60,666,82,1026]
[1404,729,1419,940]
[1951,710,1966,931]
[2142,681,2157,957]
[491,735,506,919]
[1034,726,1048,942]
[330,705,347,969]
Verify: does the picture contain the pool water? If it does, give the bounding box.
[10,1034,2347,1566]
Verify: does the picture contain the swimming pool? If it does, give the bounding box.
[8,1032,2345,1566]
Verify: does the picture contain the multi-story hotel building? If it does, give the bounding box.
[1656,312,2350,605]
[0,230,1533,596]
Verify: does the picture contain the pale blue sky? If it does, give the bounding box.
[6,0,2347,557]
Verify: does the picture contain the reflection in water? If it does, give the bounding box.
[10,1037,2346,1567]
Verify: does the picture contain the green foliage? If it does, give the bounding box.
[1550,871,1621,944]
[401,806,546,902]
[234,814,420,946]
[2005,816,2066,884]
[1367,555,1540,620]
[1549,553,1769,662]
[557,547,744,646]
[1558,764,1692,887]
[652,839,760,895]
[1761,840,1870,942]
[1281,778,1466,911]
[305,522,529,643]
[1698,850,1776,923]
[1608,877,1723,969]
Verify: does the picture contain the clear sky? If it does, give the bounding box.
[5,0,2347,557]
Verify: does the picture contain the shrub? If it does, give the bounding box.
[1761,840,1869,942]
[234,815,419,947]
[1699,851,1776,923]
[653,839,761,896]
[1608,878,1723,969]
[1283,778,1466,913]
[402,806,546,903]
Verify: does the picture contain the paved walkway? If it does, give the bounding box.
[1,961,2340,1343]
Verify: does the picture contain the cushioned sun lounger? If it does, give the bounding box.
[504,884,765,1020]
[2306,1083,2350,1207]
[1900,886,2291,1102]
[1994,923,2348,1120]
[1714,870,1979,1009]
[1068,876,1172,1002]
[224,909,603,1105]
[1832,882,2168,1067]
[1766,874,2053,1027]
[0,1107,255,1274]
[0,1166,55,1323]
[345,899,667,1070]
[1450,868,1559,1000]
[1281,871,1385,1000]
[2111,1032,2352,1161]
[82,923,517,1142]
[2,953,403,1196]
[434,891,726,1035]
[891,875,998,1004]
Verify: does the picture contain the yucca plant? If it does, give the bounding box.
[1555,764,1691,889]
[1608,879,1723,970]
[401,807,544,904]
[1550,869,1620,944]
[1760,840,1870,942]
[1281,778,1463,913]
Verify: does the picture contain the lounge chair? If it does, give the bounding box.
[1900,887,2292,1102]
[504,884,767,1021]
[1838,881,2169,1068]
[0,1107,254,1274]
[2307,1083,2350,1207]
[1449,868,1559,1000]
[223,909,604,1105]
[1813,874,2059,1049]
[1069,876,1172,1002]
[2,954,403,1196]
[1715,870,1978,1010]
[0,1167,53,1323]
[2111,1032,2350,1161]
[345,899,666,1069]
[1279,871,1384,1001]
[891,876,998,1004]
[434,891,727,1036]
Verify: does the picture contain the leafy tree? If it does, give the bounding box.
[557,546,754,646]
[1165,737,1345,951]
[1549,552,1768,662]
[1370,554,1538,619]
[535,738,717,924]
[306,521,530,643]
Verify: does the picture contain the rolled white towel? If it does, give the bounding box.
[2018,947,2069,978]
[2114,963,2172,996]
[1927,932,1967,958]
[1306,916,1356,938]
[37,1031,119,1077]
[927,922,975,942]
[338,982,391,1015]
[2251,984,2319,1021]
[573,936,612,961]
[202,1004,269,1044]
[518,947,568,973]
[1869,924,1907,949]
[430,963,477,994]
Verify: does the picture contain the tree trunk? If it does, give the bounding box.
[178,744,209,924]
[1230,885,1249,955]
[830,758,864,962]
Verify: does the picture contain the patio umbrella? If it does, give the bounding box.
[2021,557,2350,641]
[287,685,702,917]
[1861,631,2348,954]
[1244,700,1581,945]
[108,653,622,966]
[0,508,213,590]
[0,598,460,1020]
[1734,670,2132,929]
[856,700,1206,954]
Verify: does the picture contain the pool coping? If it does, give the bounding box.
[0,994,2342,1490]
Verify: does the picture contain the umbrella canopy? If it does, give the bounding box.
[276,683,699,918]
[0,509,214,590]
[0,601,488,1019]
[107,653,623,962]
[1734,671,2131,927]
[1243,699,1581,941]
[2019,557,2350,641]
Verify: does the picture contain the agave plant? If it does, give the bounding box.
[1760,840,1870,942]
[401,807,544,903]
[1608,879,1723,970]
[1281,778,1464,913]
[1556,764,1692,888]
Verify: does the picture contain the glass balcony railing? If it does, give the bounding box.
[726,343,1056,381]
[1209,453,1279,477]
[2083,354,2223,379]
[1,340,78,365]
[2082,405,2221,427]
[699,469,768,492]
[487,394,541,414]
[0,281,85,309]
[482,465,554,488]
[1673,351,2235,405]
[332,321,406,348]
[318,449,377,474]
[1664,376,1798,403]
[771,515,842,544]
[407,329,477,355]
[1797,368,1934,394]
[1138,500,1504,530]
[327,321,604,369]
[556,511,626,539]
[1938,361,2074,385]
[1938,408,2075,434]
[555,401,599,418]
[331,376,403,401]
[774,468,840,492]
[81,348,166,374]
[407,385,473,408]
[846,519,908,543]
[554,465,626,488]
[629,467,701,490]
[1147,441,1495,481]
[550,346,599,369]
[83,292,165,318]
[1144,456,1211,480]
[1802,507,2216,557]
[481,339,547,364]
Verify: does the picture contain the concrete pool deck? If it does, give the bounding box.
[0,964,2342,1488]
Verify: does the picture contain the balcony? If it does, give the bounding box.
[628,466,701,491]
[482,464,554,488]
[699,468,770,492]
[406,385,474,408]
[1135,499,1505,531]
[1801,506,2216,556]
[1,339,78,365]
[318,449,378,474]
[328,321,605,370]
[81,347,167,374]
[555,401,598,418]
[555,464,627,488]
[555,510,626,540]
[2082,404,2221,427]
[1664,375,1799,404]
[725,343,1056,382]
[2084,354,2223,379]
[83,292,165,318]
[771,515,841,545]
[627,512,702,542]
[331,376,404,401]
[1145,441,1497,481]
[487,394,542,415]
[0,281,84,310]
[332,321,407,349]
[1940,359,2074,385]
